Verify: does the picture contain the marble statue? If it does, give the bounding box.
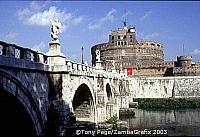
[50,19,62,42]
[112,60,115,69]
[96,50,100,62]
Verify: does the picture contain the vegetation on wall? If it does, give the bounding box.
[133,98,200,109]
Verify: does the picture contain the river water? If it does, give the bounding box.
[120,108,200,136]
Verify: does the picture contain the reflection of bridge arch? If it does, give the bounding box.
[72,83,96,122]
[0,69,44,136]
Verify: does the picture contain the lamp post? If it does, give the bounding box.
[81,46,84,64]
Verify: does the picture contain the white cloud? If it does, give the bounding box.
[16,1,83,32]
[17,8,31,20]
[5,32,19,40]
[32,41,46,52]
[73,16,83,25]
[0,32,19,43]
[30,1,43,11]
[144,32,159,39]
[121,11,132,21]
[88,8,117,30]
[16,1,43,20]
[27,6,72,28]
[140,10,152,21]
[191,49,200,55]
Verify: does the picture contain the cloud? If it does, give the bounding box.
[32,41,47,52]
[88,8,117,30]
[5,32,19,40]
[121,10,132,21]
[16,1,44,20]
[16,1,83,32]
[73,16,83,25]
[140,10,152,21]
[191,49,200,55]
[30,1,44,11]
[27,6,72,29]
[0,32,19,43]
[144,32,159,39]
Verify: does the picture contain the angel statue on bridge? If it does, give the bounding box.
[96,50,101,62]
[50,19,62,43]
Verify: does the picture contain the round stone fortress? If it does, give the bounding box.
[91,25,164,72]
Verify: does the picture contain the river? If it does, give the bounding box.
[120,108,200,136]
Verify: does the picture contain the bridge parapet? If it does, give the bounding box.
[66,60,96,75]
[0,41,47,64]
[66,60,96,72]
[49,59,96,76]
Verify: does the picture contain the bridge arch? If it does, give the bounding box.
[104,78,114,101]
[0,69,44,136]
[106,83,112,100]
[71,78,96,122]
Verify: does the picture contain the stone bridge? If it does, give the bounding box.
[0,40,129,136]
[2,22,199,136]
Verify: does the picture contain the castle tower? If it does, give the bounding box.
[177,56,192,67]
[108,23,137,46]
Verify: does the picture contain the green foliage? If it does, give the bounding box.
[135,98,200,109]
[106,115,118,124]
[106,115,118,130]
[104,116,128,130]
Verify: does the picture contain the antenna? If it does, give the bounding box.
[123,9,127,29]
[183,44,185,56]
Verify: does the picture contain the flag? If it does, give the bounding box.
[127,68,133,75]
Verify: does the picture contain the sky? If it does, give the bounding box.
[0,1,200,64]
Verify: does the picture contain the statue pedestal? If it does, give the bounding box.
[46,41,66,65]
[49,40,61,52]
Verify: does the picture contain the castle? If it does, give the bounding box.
[91,23,200,76]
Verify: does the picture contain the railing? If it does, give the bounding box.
[0,41,125,78]
[0,41,47,64]
[66,60,96,75]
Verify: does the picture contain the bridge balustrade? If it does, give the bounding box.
[78,64,82,71]
[0,41,47,64]
[65,60,96,76]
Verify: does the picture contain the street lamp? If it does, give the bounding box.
[81,46,84,64]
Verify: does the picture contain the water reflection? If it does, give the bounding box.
[120,108,200,136]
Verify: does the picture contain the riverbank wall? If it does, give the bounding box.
[128,76,200,100]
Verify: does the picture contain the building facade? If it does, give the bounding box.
[91,24,200,76]
[91,25,164,74]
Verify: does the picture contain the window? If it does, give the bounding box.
[112,36,114,40]
[112,41,114,43]
[118,41,120,45]
[124,35,126,39]
[151,43,155,46]
[124,42,127,45]
[130,35,132,38]
[118,36,120,39]
[121,41,123,45]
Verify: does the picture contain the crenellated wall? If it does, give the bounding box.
[128,76,200,99]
